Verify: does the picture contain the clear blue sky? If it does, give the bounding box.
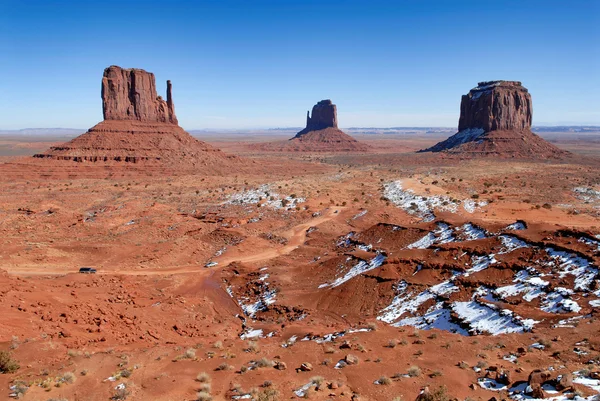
[0,0,598,129]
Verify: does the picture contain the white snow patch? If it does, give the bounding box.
[322,253,386,288]
[240,328,263,340]
[505,221,527,231]
[225,184,305,210]
[352,210,368,219]
[452,301,532,335]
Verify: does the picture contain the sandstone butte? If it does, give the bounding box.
[34,66,240,169]
[285,99,369,152]
[421,81,568,158]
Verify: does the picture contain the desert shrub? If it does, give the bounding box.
[253,387,279,401]
[245,341,260,353]
[0,351,19,373]
[386,339,398,348]
[419,386,450,401]
[198,383,211,393]
[11,382,27,397]
[476,360,488,369]
[196,391,212,401]
[215,363,231,371]
[212,341,223,349]
[310,376,324,385]
[111,387,130,400]
[184,348,196,359]
[256,357,274,368]
[377,376,392,385]
[196,372,210,383]
[542,203,552,209]
[458,361,469,369]
[61,371,77,384]
[430,370,443,378]
[407,365,421,377]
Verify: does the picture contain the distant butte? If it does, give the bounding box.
[421,81,568,158]
[286,100,368,152]
[34,66,240,168]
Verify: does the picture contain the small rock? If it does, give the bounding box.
[556,372,573,391]
[344,354,359,365]
[299,362,313,372]
[528,369,553,386]
[530,383,546,399]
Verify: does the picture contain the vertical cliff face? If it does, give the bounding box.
[101,66,178,124]
[305,99,338,131]
[458,81,532,132]
[421,81,566,158]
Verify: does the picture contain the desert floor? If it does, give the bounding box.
[0,131,599,401]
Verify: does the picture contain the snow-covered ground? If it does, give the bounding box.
[375,222,599,335]
[383,180,487,222]
[478,370,600,401]
[573,187,600,203]
[225,184,305,210]
[319,253,386,288]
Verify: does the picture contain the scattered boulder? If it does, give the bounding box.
[298,362,313,372]
[274,361,287,370]
[496,369,511,385]
[556,372,573,391]
[530,383,546,399]
[344,354,359,365]
[528,369,553,386]
[415,386,431,401]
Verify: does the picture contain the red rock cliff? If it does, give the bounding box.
[458,81,532,132]
[101,66,178,124]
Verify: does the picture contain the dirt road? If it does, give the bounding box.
[4,207,345,276]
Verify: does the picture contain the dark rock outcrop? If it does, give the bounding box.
[35,66,241,169]
[421,81,567,158]
[300,99,338,135]
[458,81,531,132]
[102,66,178,124]
[269,99,369,152]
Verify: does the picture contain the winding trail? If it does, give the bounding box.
[4,207,345,276]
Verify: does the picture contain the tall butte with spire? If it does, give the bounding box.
[35,66,239,169]
[420,81,567,158]
[285,99,368,152]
